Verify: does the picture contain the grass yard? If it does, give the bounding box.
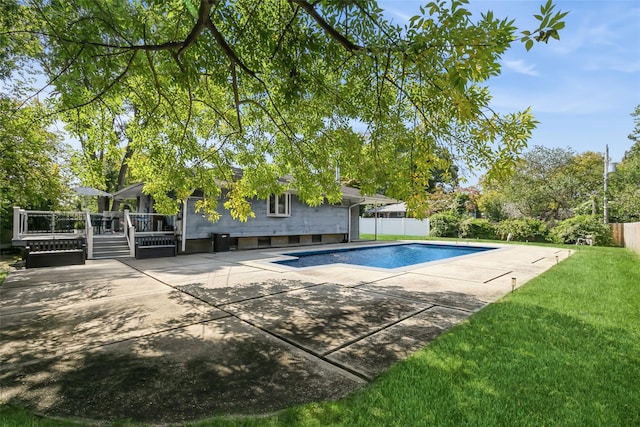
[0,253,20,285]
[1,245,639,426]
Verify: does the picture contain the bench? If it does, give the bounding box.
[24,238,86,269]
[135,235,177,259]
[576,234,594,246]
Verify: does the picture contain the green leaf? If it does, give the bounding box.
[525,39,534,51]
[183,0,198,18]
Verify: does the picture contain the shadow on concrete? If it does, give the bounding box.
[223,284,430,356]
[178,278,321,305]
[357,284,490,312]
[327,305,472,379]
[0,318,364,424]
[0,288,226,366]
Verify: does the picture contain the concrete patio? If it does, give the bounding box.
[0,241,571,424]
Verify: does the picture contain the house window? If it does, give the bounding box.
[268,193,291,217]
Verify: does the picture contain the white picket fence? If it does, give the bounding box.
[359,217,430,237]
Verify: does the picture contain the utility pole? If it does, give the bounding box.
[603,144,609,224]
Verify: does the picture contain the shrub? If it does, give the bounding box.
[460,218,497,239]
[429,213,461,237]
[495,218,548,242]
[550,215,613,246]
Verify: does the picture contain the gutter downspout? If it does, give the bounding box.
[374,202,378,241]
[181,200,187,253]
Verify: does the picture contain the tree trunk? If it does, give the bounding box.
[97,196,110,212]
[110,144,133,212]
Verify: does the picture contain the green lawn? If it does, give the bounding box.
[0,253,20,286]
[2,246,639,426]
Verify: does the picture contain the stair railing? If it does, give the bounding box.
[85,209,94,259]
[124,210,136,257]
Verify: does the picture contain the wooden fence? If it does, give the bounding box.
[611,222,640,255]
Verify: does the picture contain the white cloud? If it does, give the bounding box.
[550,3,640,57]
[503,59,539,77]
[380,6,413,24]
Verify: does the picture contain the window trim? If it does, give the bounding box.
[267,193,291,217]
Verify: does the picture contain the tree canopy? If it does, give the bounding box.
[0,95,67,237]
[481,146,603,222]
[2,0,567,219]
[609,105,640,222]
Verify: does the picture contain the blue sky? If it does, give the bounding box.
[378,0,640,166]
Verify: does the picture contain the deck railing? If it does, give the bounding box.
[13,207,86,238]
[128,212,176,233]
[14,209,175,236]
[14,208,175,258]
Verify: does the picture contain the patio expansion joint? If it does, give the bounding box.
[348,272,408,288]
[120,263,374,381]
[0,317,232,372]
[221,310,374,383]
[214,282,328,307]
[321,303,437,360]
[359,287,477,314]
[482,270,515,284]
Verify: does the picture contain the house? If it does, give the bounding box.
[113,181,394,254]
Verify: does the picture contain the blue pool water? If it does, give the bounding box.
[274,243,496,269]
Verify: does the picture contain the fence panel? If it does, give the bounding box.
[611,223,624,247]
[623,222,640,256]
[359,217,430,237]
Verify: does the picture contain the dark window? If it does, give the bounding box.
[267,194,291,217]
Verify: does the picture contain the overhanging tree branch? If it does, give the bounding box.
[204,17,258,79]
[289,0,366,52]
[56,50,138,115]
[177,0,212,56]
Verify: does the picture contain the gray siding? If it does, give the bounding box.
[350,205,360,239]
[184,194,351,239]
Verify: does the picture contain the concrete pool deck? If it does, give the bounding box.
[0,241,572,424]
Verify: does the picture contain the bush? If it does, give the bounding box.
[460,218,497,239]
[496,218,548,242]
[429,213,461,237]
[550,215,613,246]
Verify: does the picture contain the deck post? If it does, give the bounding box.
[85,209,93,259]
[181,200,187,253]
[13,206,21,240]
[124,210,136,257]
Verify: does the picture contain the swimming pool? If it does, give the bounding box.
[273,243,497,269]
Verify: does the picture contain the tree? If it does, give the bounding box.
[565,150,605,215]
[0,95,67,242]
[483,146,603,221]
[4,0,567,219]
[609,105,640,222]
[625,104,640,156]
[477,188,508,221]
[62,99,133,212]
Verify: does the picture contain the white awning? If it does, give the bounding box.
[112,183,145,200]
[366,202,407,214]
[340,186,397,205]
[73,186,113,197]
